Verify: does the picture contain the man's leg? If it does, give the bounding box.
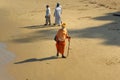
[58,17,61,26]
[54,17,57,25]
[45,16,49,25]
[48,16,51,25]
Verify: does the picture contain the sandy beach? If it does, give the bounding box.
[1,0,120,80]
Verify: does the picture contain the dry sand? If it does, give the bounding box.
[1,0,120,80]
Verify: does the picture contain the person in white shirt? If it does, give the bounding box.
[54,3,62,26]
[44,5,51,25]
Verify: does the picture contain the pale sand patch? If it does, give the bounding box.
[0,43,15,80]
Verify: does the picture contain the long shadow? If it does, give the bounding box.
[11,28,57,43]
[22,25,56,29]
[11,11,120,46]
[14,56,59,64]
[69,11,120,46]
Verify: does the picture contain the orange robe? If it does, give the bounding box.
[56,28,69,54]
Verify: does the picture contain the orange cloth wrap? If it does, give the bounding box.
[56,41,65,54]
[56,29,68,41]
[55,28,69,54]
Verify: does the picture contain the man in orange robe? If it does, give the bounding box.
[55,23,71,58]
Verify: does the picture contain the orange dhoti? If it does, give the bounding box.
[56,41,65,54]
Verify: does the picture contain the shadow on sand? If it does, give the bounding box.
[22,24,56,29]
[69,11,120,46]
[11,11,120,46]
[11,28,57,43]
[14,56,59,64]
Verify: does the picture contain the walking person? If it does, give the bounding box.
[54,3,62,26]
[44,5,51,25]
[54,23,71,58]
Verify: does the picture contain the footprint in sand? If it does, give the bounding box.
[78,16,92,20]
[105,57,120,65]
